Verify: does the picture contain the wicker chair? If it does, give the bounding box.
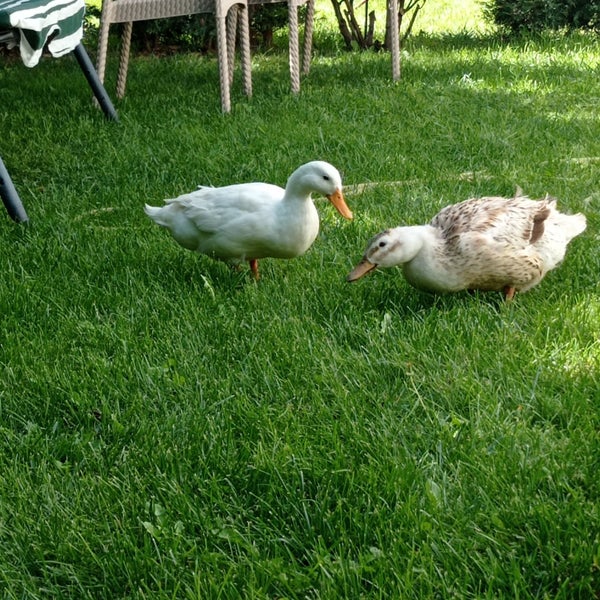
[247,0,314,94]
[96,0,252,112]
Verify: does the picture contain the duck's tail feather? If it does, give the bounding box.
[144,204,169,227]
[550,209,587,242]
[563,212,587,241]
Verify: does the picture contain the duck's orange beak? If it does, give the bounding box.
[346,258,377,282]
[326,189,353,220]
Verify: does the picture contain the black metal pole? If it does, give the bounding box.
[73,43,119,122]
[0,156,29,223]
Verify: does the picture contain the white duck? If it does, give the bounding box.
[144,161,353,279]
[347,191,586,300]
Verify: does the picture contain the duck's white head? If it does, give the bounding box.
[347,226,425,281]
[287,161,353,220]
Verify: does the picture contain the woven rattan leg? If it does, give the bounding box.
[301,0,314,75]
[216,14,231,112]
[288,0,300,93]
[117,22,133,98]
[388,0,400,80]
[238,4,252,97]
[96,7,111,84]
[226,7,238,85]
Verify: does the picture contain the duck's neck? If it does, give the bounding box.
[396,225,431,261]
[278,177,318,229]
[401,225,449,291]
[274,183,319,256]
[283,176,313,204]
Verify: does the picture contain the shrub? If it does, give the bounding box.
[483,0,600,33]
[124,4,302,54]
[331,0,426,51]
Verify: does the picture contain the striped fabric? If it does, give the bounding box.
[0,0,85,66]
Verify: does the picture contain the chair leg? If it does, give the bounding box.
[238,4,252,98]
[0,156,28,223]
[301,0,314,75]
[216,14,231,112]
[96,10,111,85]
[288,0,300,94]
[388,0,400,81]
[226,7,238,85]
[73,44,119,121]
[117,22,133,98]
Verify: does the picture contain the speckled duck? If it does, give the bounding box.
[347,190,586,300]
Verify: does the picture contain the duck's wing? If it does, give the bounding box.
[170,182,284,234]
[460,244,545,292]
[431,195,552,247]
[430,196,554,291]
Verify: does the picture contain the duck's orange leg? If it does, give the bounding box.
[503,286,516,301]
[249,259,259,280]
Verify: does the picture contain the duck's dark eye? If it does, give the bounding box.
[323,175,330,181]
[379,240,387,248]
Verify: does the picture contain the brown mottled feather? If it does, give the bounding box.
[424,195,559,292]
[530,207,550,244]
[431,195,551,240]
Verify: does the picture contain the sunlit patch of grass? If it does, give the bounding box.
[534,295,600,379]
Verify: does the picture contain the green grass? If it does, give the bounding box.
[1,1,600,597]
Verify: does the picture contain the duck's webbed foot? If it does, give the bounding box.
[249,259,260,280]
[503,285,516,301]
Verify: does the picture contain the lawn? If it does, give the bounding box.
[0,0,599,597]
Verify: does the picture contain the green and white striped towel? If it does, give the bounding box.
[0,0,85,67]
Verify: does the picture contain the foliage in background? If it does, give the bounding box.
[484,0,600,33]
[130,15,216,53]
[331,0,426,50]
[131,4,304,53]
[84,0,418,54]
[82,2,304,53]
